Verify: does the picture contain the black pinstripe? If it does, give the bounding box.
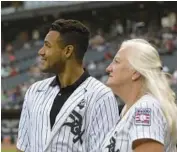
[145,101,151,139]
[41,89,54,150]
[108,96,114,127]
[33,82,47,152]
[61,126,66,152]
[42,88,56,150]
[67,129,71,152]
[99,103,106,139]
[101,94,176,152]
[141,103,145,138]
[85,92,94,132]
[17,77,119,152]
[95,110,101,145]
[103,100,110,130]
[157,108,161,140]
[20,129,27,149]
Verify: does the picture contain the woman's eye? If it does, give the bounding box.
[114,59,119,63]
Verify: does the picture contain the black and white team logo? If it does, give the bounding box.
[106,136,120,152]
[63,99,86,144]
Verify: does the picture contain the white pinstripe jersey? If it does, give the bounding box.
[101,94,177,152]
[17,76,119,152]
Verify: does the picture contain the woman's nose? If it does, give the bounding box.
[106,63,112,74]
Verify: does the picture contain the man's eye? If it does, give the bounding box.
[45,43,51,48]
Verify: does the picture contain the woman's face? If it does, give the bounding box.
[106,47,134,92]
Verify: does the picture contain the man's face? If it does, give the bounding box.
[106,47,134,90]
[38,31,66,74]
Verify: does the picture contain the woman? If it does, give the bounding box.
[101,39,177,152]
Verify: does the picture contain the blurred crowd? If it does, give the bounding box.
[1,2,177,145]
[2,11,177,110]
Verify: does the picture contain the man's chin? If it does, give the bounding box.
[40,67,56,74]
[39,67,49,73]
[41,70,48,73]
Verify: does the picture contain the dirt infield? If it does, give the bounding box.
[1,144,16,152]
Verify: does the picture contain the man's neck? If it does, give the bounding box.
[57,64,84,88]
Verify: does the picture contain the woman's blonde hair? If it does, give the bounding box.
[121,39,177,144]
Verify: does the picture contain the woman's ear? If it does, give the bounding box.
[132,71,141,81]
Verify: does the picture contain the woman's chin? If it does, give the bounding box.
[106,79,114,87]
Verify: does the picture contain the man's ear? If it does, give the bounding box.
[132,71,141,81]
[64,45,74,58]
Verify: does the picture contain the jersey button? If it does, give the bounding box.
[58,93,61,96]
[114,131,118,137]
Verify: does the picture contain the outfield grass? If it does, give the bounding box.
[1,144,16,152]
[1,150,16,152]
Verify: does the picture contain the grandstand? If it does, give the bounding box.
[1,1,177,150]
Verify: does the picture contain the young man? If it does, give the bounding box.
[17,19,119,152]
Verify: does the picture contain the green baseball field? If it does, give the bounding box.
[1,144,16,152]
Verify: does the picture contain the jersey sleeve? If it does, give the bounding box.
[129,99,167,148]
[87,91,120,152]
[16,87,31,151]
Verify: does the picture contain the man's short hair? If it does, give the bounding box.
[50,19,90,63]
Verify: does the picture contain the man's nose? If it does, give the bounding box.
[38,47,45,56]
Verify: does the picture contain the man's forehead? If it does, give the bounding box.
[45,31,60,41]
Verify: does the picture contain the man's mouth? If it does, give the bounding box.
[41,58,47,62]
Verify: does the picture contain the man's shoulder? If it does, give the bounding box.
[86,76,113,96]
[87,76,111,92]
[28,76,55,93]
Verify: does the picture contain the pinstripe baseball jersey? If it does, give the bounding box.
[101,94,177,152]
[17,76,119,152]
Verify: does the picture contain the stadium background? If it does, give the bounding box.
[1,1,177,152]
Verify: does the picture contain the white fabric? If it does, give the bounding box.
[17,76,119,152]
[101,94,176,152]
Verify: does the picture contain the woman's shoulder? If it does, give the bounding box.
[132,94,167,125]
[136,94,161,109]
